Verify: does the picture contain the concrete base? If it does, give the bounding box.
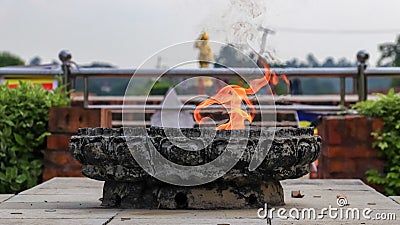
[101,179,283,209]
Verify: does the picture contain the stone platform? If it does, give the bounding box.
[0,177,399,224]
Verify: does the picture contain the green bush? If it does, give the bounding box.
[353,89,400,195]
[149,80,171,95]
[0,81,69,193]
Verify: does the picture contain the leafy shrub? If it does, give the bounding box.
[149,80,170,95]
[0,82,69,193]
[353,89,400,195]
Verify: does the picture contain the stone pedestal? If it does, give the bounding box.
[102,179,283,209]
[70,127,320,209]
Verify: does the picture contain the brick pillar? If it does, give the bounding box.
[316,115,384,185]
[43,107,112,181]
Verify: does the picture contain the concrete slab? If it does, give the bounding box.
[270,220,400,225]
[0,208,119,219]
[107,218,400,225]
[109,218,265,225]
[18,187,101,195]
[4,194,101,203]
[283,188,399,210]
[0,194,13,203]
[0,178,398,224]
[0,219,111,225]
[0,201,103,209]
[19,177,103,195]
[1,177,104,210]
[108,209,399,225]
[390,196,400,205]
[281,179,374,191]
[108,209,263,225]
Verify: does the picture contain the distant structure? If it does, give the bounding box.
[0,63,59,90]
[258,26,275,55]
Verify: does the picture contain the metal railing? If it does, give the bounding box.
[1,50,400,110]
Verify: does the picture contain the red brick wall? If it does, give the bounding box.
[316,115,384,184]
[43,107,112,181]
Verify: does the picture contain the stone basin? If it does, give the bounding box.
[70,126,321,209]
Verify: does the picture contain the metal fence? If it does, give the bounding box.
[1,51,400,110]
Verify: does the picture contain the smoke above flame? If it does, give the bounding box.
[202,0,266,46]
[194,56,289,130]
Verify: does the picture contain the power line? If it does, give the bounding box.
[271,26,399,34]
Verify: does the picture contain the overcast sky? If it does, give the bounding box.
[1,0,399,68]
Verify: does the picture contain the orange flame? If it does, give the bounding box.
[194,56,289,130]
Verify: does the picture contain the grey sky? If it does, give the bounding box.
[1,0,399,68]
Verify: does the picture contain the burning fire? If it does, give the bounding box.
[194,56,289,130]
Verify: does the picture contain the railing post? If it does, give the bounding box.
[356,50,369,101]
[59,50,73,97]
[353,76,358,94]
[83,76,89,108]
[340,76,345,106]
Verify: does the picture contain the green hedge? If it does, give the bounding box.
[0,82,69,193]
[353,89,400,195]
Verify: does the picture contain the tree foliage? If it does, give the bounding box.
[0,52,24,67]
[29,56,42,66]
[214,44,255,68]
[283,53,355,68]
[377,35,400,87]
[377,35,400,67]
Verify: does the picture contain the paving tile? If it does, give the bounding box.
[109,218,265,225]
[109,218,400,225]
[19,177,103,195]
[5,194,102,203]
[389,196,400,205]
[0,208,119,219]
[114,209,256,219]
[268,209,399,222]
[281,179,374,191]
[0,219,111,225]
[19,187,102,195]
[271,220,400,225]
[107,209,399,225]
[108,210,264,225]
[0,193,103,210]
[282,189,400,210]
[0,194,13,203]
[0,201,102,209]
[0,177,399,225]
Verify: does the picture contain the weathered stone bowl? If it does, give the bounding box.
[70,127,321,209]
